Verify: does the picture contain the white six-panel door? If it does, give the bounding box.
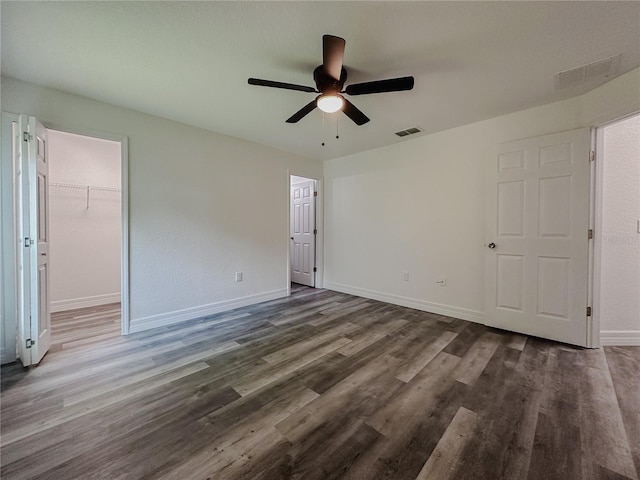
[20,116,51,365]
[485,128,591,346]
[291,180,315,287]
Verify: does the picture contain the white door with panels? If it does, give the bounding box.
[19,115,51,365]
[290,179,316,287]
[485,128,591,346]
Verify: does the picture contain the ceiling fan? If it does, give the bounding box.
[248,34,414,126]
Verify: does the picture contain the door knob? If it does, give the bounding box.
[290,237,294,240]
[41,252,47,256]
[487,242,496,249]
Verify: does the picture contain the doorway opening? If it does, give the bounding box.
[594,113,640,346]
[47,129,124,351]
[290,175,317,289]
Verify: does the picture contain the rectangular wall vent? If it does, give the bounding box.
[555,54,621,90]
[395,126,422,137]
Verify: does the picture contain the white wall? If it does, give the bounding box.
[48,130,122,312]
[323,69,640,324]
[1,75,321,335]
[599,114,640,345]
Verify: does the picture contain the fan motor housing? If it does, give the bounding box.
[313,65,347,94]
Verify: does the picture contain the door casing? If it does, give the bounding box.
[0,114,130,365]
[287,173,323,295]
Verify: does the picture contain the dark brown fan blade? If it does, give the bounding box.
[286,100,317,123]
[342,99,370,126]
[248,78,316,93]
[345,76,414,96]
[323,35,346,82]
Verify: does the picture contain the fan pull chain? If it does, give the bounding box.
[336,115,340,139]
[321,112,326,146]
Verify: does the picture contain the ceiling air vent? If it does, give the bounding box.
[555,54,621,89]
[395,126,422,137]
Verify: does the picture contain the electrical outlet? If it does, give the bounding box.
[436,276,446,287]
[235,272,243,282]
[403,271,409,281]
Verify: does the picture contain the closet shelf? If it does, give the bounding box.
[49,182,120,209]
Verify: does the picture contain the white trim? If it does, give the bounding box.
[592,126,605,348]
[324,281,485,324]
[50,293,121,313]
[315,177,324,289]
[600,330,640,346]
[120,136,130,334]
[286,170,292,296]
[0,112,20,364]
[129,288,288,333]
[44,124,130,335]
[586,127,599,348]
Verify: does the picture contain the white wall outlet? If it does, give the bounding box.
[436,276,446,287]
[403,271,409,281]
[235,272,243,282]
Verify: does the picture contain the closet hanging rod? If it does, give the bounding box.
[49,182,120,192]
[49,182,120,209]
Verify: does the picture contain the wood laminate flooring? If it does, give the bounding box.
[1,286,638,480]
[49,303,122,352]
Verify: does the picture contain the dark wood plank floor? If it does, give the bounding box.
[1,286,638,480]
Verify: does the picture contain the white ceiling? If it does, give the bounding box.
[2,1,639,161]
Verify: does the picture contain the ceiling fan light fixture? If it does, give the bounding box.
[317,94,344,113]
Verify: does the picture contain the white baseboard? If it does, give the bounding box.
[51,293,121,313]
[129,288,288,334]
[323,282,485,324]
[600,330,640,346]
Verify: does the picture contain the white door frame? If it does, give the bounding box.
[1,112,20,364]
[286,172,323,295]
[45,124,131,335]
[590,111,640,348]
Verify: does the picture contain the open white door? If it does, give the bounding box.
[19,115,51,365]
[291,179,316,287]
[485,128,591,346]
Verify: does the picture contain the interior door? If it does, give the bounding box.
[290,179,316,287]
[20,116,51,365]
[485,128,591,346]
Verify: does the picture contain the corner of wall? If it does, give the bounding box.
[579,68,640,127]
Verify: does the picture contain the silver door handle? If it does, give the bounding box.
[487,242,496,249]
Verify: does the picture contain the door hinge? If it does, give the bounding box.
[23,132,33,142]
[24,237,34,247]
[313,229,317,235]
[588,229,593,240]
[26,339,35,349]
[587,306,592,317]
[313,191,318,197]
[313,267,317,273]
[589,150,595,162]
